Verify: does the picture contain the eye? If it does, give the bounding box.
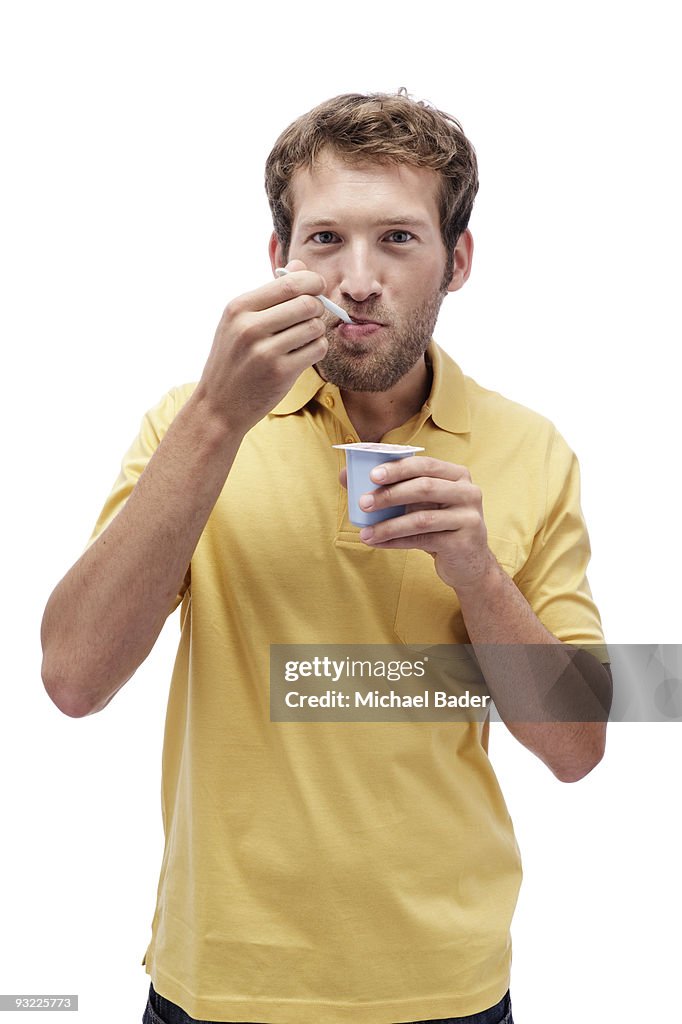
[311,231,339,244]
[386,230,414,243]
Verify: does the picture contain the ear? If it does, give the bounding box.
[269,232,287,274]
[445,229,474,294]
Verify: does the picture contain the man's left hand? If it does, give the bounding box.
[339,456,498,592]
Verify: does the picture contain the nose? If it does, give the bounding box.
[337,251,382,304]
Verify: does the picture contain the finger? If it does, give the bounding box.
[368,456,472,487]
[274,264,328,300]
[360,503,477,544]
[338,467,348,490]
[278,260,330,302]
[275,331,330,371]
[359,533,442,551]
[359,476,479,512]
[260,292,328,337]
[219,292,328,361]
[265,318,332,365]
[231,269,329,317]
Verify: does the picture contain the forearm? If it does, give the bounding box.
[40,386,243,717]
[350,453,611,779]
[455,555,612,782]
[41,264,332,717]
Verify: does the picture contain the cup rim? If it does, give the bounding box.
[332,442,425,453]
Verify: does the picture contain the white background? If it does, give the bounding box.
[1,1,680,1022]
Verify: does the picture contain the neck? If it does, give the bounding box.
[341,355,432,442]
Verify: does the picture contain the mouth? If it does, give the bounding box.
[349,317,383,325]
[336,319,384,338]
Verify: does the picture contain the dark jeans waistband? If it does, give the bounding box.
[145,982,512,1024]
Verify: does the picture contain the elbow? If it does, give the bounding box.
[42,655,130,718]
[41,659,93,718]
[41,620,120,718]
[553,763,596,784]
[41,643,105,717]
[40,607,88,717]
[551,730,607,784]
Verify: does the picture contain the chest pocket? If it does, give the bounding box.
[393,534,519,647]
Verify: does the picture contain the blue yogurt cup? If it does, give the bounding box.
[332,442,425,527]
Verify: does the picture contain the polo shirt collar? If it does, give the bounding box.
[422,339,471,434]
[270,338,470,434]
[270,365,325,416]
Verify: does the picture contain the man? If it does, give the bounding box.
[41,90,611,1024]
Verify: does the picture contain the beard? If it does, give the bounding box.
[314,278,449,393]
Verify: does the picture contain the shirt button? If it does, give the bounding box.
[344,435,356,444]
[323,394,335,408]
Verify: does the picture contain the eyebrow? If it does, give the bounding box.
[298,216,431,231]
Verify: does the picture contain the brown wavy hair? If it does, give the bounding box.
[264,88,479,284]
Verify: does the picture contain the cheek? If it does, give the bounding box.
[400,266,441,302]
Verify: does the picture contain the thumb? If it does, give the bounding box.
[279,259,327,295]
[284,258,308,273]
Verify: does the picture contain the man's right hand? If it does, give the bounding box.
[196,259,329,436]
[40,259,330,717]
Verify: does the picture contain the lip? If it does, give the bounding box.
[337,321,384,338]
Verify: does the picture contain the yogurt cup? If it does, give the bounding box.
[333,442,425,527]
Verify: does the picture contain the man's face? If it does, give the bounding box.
[275,150,467,392]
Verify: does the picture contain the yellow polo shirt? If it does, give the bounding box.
[87,340,606,1023]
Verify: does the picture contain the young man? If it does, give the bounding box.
[41,90,610,1024]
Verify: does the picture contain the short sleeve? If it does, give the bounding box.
[84,385,195,614]
[514,427,609,662]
